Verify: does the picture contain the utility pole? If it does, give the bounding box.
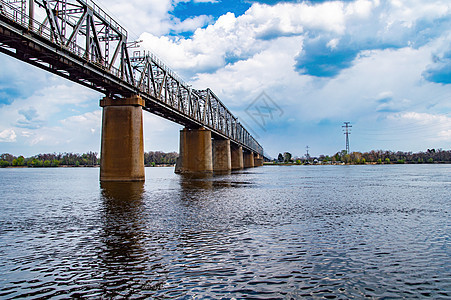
[305,145,310,162]
[342,122,352,154]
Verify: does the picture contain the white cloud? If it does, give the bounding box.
[138,0,451,81]
[0,129,17,142]
[94,0,173,37]
[94,0,213,38]
[191,36,304,105]
[171,15,213,33]
[138,1,361,77]
[143,113,181,152]
[0,56,102,154]
[386,111,451,142]
[327,38,340,49]
[16,110,102,150]
[345,0,378,18]
[388,111,451,127]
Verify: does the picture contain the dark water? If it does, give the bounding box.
[0,165,450,299]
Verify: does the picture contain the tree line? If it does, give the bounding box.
[0,151,179,168]
[274,149,451,165]
[144,151,178,166]
[0,152,99,168]
[329,149,451,164]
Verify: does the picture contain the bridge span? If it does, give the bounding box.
[0,0,265,181]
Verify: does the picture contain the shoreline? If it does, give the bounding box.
[264,162,451,166]
[1,164,176,169]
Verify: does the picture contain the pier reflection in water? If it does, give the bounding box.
[98,181,167,297]
[0,165,449,299]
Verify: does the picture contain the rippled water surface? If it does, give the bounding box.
[0,165,450,299]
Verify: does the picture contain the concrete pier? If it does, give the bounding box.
[231,144,244,170]
[213,139,231,172]
[244,151,255,168]
[254,153,264,167]
[100,96,145,182]
[175,127,213,174]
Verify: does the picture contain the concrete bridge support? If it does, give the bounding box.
[175,127,213,174]
[100,96,145,181]
[244,151,255,168]
[231,145,244,170]
[254,153,264,167]
[213,139,231,173]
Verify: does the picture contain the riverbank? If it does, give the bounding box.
[265,161,451,166]
[1,164,176,169]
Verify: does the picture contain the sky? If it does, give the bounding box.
[1,0,451,158]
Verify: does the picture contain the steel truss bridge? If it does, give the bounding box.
[0,0,264,156]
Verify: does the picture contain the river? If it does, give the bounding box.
[0,164,449,299]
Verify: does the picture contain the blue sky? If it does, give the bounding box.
[1,0,451,158]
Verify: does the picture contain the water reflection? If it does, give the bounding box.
[176,173,243,191]
[177,173,214,190]
[101,181,145,202]
[98,182,153,297]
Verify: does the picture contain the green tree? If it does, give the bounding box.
[385,158,390,164]
[277,153,284,163]
[0,160,10,167]
[427,158,434,163]
[377,158,382,164]
[343,154,351,164]
[12,156,25,166]
[17,156,25,166]
[31,159,43,167]
[333,152,342,162]
[44,160,51,167]
[283,152,292,163]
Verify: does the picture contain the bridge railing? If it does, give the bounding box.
[0,0,264,155]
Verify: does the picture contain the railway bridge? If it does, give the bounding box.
[0,0,265,181]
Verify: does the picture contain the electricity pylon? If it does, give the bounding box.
[342,122,352,154]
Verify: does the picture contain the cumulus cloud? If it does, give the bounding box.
[0,129,16,142]
[140,11,268,77]
[94,0,213,37]
[139,1,353,77]
[171,15,213,33]
[138,0,451,81]
[294,0,451,77]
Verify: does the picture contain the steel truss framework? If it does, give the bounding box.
[0,0,264,156]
